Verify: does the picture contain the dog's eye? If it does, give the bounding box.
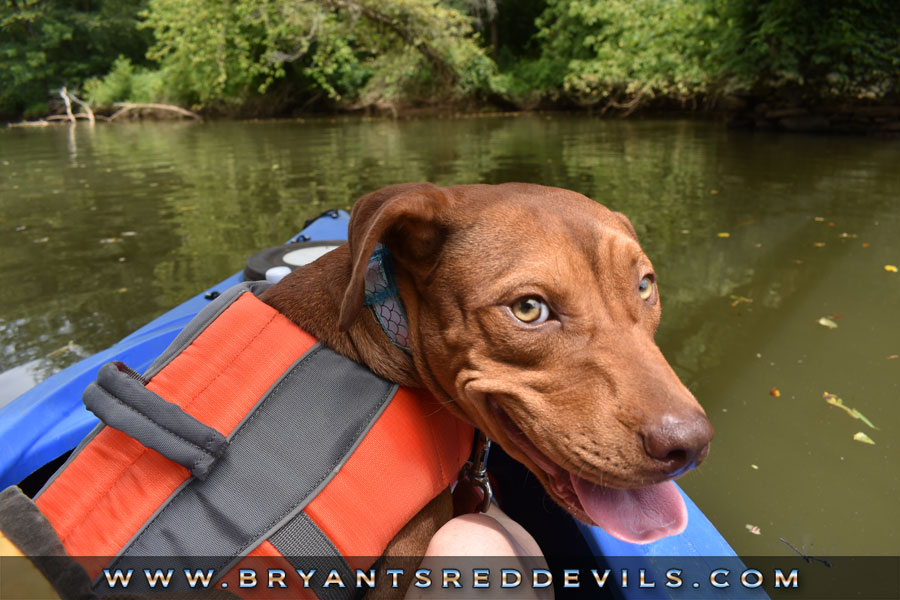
[511,297,550,323]
[639,276,655,301]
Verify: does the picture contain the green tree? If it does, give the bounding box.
[522,0,718,110]
[140,0,497,110]
[0,0,150,120]
[709,0,900,99]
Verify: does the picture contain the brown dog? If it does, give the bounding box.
[261,182,713,554]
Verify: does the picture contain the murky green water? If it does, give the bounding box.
[1,116,897,556]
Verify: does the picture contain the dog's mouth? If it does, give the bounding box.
[488,399,687,545]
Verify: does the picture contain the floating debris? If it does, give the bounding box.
[34,237,49,243]
[817,317,838,329]
[813,241,826,248]
[769,387,781,398]
[100,237,124,244]
[824,392,877,429]
[121,231,138,237]
[14,225,26,232]
[750,464,759,470]
[885,265,898,273]
[717,232,730,238]
[853,432,875,445]
[47,341,82,358]
[730,295,752,307]
[745,524,761,535]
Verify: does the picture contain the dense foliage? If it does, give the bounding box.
[0,0,150,120]
[2,0,899,120]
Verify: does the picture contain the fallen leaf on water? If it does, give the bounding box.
[769,387,781,398]
[824,392,878,429]
[827,222,836,227]
[824,392,854,417]
[717,232,730,238]
[813,242,826,248]
[814,217,825,222]
[885,265,898,273]
[47,341,79,358]
[853,432,875,445]
[730,295,752,307]
[710,189,719,195]
[828,314,843,320]
[100,237,123,244]
[849,407,878,430]
[862,243,870,248]
[887,355,899,360]
[817,317,838,329]
[793,259,804,264]
[745,524,761,535]
[117,287,128,294]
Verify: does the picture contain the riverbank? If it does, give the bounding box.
[10,95,900,137]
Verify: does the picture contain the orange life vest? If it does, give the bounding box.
[34,282,473,596]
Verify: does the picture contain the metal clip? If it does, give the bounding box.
[462,431,493,513]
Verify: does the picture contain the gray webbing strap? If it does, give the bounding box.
[269,512,356,600]
[101,343,397,593]
[83,362,228,481]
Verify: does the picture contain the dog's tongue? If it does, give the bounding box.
[570,474,688,544]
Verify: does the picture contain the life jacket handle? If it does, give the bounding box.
[82,361,229,481]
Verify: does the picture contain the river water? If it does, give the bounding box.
[1,116,897,556]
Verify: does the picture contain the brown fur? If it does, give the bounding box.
[260,182,713,551]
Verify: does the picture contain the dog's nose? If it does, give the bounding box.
[642,412,714,476]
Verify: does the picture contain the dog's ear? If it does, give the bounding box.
[338,183,449,331]
[613,211,639,241]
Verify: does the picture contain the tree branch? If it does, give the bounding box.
[321,0,456,86]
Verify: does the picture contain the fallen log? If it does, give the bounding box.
[110,103,201,121]
[45,113,107,122]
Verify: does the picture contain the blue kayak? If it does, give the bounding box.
[0,209,755,599]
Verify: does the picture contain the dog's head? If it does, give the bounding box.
[339,182,713,544]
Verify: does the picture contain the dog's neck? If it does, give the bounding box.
[259,245,421,388]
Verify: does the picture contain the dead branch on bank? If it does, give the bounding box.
[59,87,96,125]
[59,87,76,124]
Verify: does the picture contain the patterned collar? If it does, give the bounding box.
[363,244,411,353]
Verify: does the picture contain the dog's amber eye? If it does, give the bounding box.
[511,297,550,323]
[639,276,655,300]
